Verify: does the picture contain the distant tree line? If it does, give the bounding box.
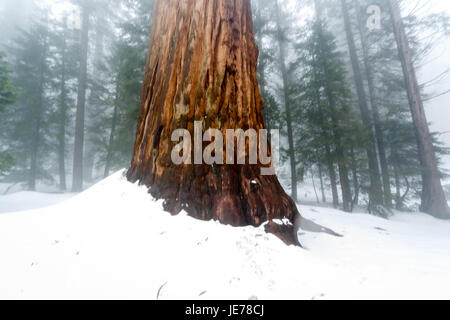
[253,0,449,217]
[0,0,154,192]
[0,0,449,218]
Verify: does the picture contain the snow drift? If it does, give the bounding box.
[0,170,449,299]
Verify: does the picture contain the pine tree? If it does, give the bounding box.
[84,0,118,183]
[340,0,385,215]
[103,0,155,175]
[0,51,15,112]
[48,15,79,191]
[292,17,362,212]
[0,51,16,176]
[253,0,282,136]
[389,0,450,218]
[3,15,53,190]
[353,0,393,208]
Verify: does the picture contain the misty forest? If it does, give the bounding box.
[1,0,450,300]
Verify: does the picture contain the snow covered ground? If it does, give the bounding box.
[0,191,75,214]
[0,170,449,300]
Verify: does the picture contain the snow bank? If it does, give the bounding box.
[0,191,74,214]
[0,170,449,299]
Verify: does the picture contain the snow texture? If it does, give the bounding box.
[0,170,449,299]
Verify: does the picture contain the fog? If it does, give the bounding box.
[0,0,449,210]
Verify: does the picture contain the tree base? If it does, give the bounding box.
[127,164,303,247]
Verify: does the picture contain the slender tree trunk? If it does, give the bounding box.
[334,138,352,212]
[104,82,119,178]
[58,19,68,192]
[72,0,90,192]
[313,66,338,208]
[127,0,301,245]
[354,0,392,208]
[340,0,384,214]
[83,145,95,183]
[391,141,402,210]
[323,67,352,212]
[326,147,339,208]
[311,170,320,204]
[316,156,327,203]
[274,0,298,202]
[320,39,352,212]
[29,23,48,191]
[388,0,450,219]
[326,96,353,212]
[324,80,352,212]
[350,146,359,207]
[298,167,305,183]
[85,15,105,183]
[315,0,350,211]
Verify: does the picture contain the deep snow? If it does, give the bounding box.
[0,170,449,299]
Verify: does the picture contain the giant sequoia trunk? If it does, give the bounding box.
[127,0,301,245]
[389,0,450,219]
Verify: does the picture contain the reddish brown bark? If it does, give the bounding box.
[127,0,301,245]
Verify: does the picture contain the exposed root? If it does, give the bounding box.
[294,215,343,238]
[265,221,302,247]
